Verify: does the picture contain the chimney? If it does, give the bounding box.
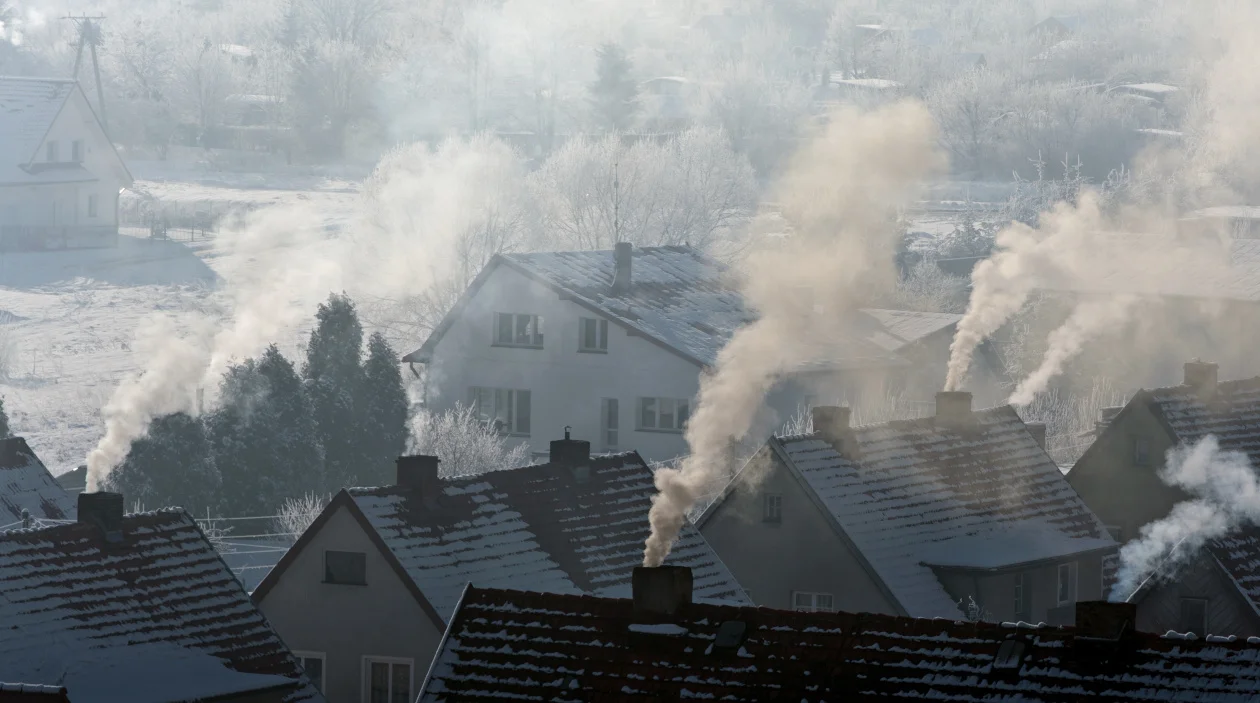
[611,242,633,295]
[550,427,591,469]
[1096,406,1123,436]
[78,491,124,542]
[396,455,442,499]
[632,565,693,616]
[935,391,973,428]
[812,406,860,459]
[1074,601,1136,640]
[1184,360,1218,397]
[1026,422,1047,451]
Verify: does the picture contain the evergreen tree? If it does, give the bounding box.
[358,332,410,486]
[589,42,639,132]
[304,293,366,492]
[107,412,220,514]
[0,396,11,439]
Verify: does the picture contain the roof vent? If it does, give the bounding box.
[1184,360,1218,397]
[611,242,633,295]
[550,427,591,470]
[935,391,973,428]
[78,491,124,543]
[1025,422,1047,451]
[632,565,693,616]
[712,620,748,652]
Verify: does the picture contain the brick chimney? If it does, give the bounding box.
[1074,600,1136,640]
[1184,360,1218,397]
[611,242,633,295]
[396,455,442,500]
[1026,422,1047,451]
[632,565,693,616]
[78,491,124,542]
[550,427,591,469]
[935,391,973,428]
[812,406,860,459]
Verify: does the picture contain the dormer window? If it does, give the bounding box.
[46,140,59,162]
[494,313,543,348]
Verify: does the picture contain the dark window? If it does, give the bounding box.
[469,387,531,435]
[602,398,619,449]
[579,317,608,351]
[1014,572,1030,620]
[298,654,324,692]
[764,494,783,523]
[1132,436,1151,466]
[1105,524,1125,542]
[324,550,366,585]
[46,141,58,162]
[87,194,98,218]
[1179,598,1208,635]
[494,313,543,347]
[638,397,690,431]
[367,660,411,703]
[1057,563,1075,605]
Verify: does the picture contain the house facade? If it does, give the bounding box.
[405,244,967,462]
[698,393,1117,623]
[253,438,747,703]
[0,77,132,250]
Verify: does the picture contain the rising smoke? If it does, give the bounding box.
[1111,435,1260,603]
[643,101,945,566]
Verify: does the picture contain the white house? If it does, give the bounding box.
[404,244,965,462]
[0,77,132,250]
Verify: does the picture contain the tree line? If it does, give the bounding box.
[107,293,409,516]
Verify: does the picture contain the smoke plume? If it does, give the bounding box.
[644,101,945,566]
[1111,435,1260,602]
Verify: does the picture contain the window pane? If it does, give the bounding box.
[515,314,530,344]
[533,316,543,345]
[325,550,366,585]
[303,657,324,692]
[370,662,389,703]
[581,318,595,349]
[391,664,411,703]
[516,391,531,435]
[496,313,512,343]
[816,594,834,611]
[641,398,657,428]
[677,400,690,428]
[660,399,675,429]
[793,592,810,609]
[1058,565,1070,603]
[599,319,608,349]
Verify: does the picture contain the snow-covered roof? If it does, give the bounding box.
[1143,375,1260,463]
[420,585,1260,701]
[0,77,75,179]
[0,508,321,702]
[0,437,75,527]
[1186,206,1260,221]
[406,246,956,369]
[1116,82,1179,95]
[739,405,1114,619]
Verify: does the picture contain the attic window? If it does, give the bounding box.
[1132,436,1151,466]
[324,550,366,585]
[993,638,1027,670]
[712,620,748,652]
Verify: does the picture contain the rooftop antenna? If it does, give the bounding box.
[62,14,109,134]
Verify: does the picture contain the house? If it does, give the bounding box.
[0,77,132,251]
[404,244,967,461]
[1069,360,1260,637]
[417,564,1260,701]
[698,392,1117,623]
[252,436,747,703]
[0,437,75,529]
[0,491,322,702]
[53,464,85,496]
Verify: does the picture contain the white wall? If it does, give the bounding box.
[426,265,704,462]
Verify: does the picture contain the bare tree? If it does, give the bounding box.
[274,492,328,544]
[410,404,531,479]
[926,69,1012,178]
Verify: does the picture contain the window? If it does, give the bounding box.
[294,652,325,692]
[363,657,412,703]
[792,591,834,612]
[1179,598,1207,635]
[579,317,608,352]
[1057,562,1077,606]
[1014,573,1030,620]
[494,312,543,347]
[638,397,690,432]
[1132,436,1151,466]
[87,194,97,218]
[763,493,783,523]
[71,139,83,162]
[46,140,58,162]
[324,550,366,585]
[601,398,619,449]
[470,387,531,435]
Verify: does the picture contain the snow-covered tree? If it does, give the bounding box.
[589,42,638,132]
[410,404,531,479]
[274,492,328,544]
[107,412,221,515]
[0,397,11,440]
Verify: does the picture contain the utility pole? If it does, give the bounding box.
[62,15,109,135]
[613,159,621,243]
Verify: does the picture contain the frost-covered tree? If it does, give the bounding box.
[0,397,11,440]
[926,69,1011,178]
[304,293,366,492]
[107,412,220,515]
[411,404,531,479]
[589,42,638,132]
[357,332,410,487]
[274,492,327,543]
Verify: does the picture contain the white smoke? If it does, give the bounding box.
[644,101,945,566]
[1111,435,1260,602]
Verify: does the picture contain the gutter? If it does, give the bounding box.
[922,543,1119,575]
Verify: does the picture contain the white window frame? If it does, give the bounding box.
[469,387,531,436]
[293,651,326,692]
[1013,572,1029,619]
[637,397,690,432]
[579,317,609,352]
[493,312,544,348]
[792,591,834,613]
[763,493,783,523]
[1057,562,1077,606]
[362,656,414,703]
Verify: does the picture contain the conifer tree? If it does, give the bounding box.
[304,293,365,492]
[589,42,639,132]
[108,412,220,514]
[358,332,409,486]
[0,396,11,439]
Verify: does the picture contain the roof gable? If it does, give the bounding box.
[343,452,749,621]
[0,78,74,166]
[0,437,76,525]
[0,509,320,701]
[421,585,1260,701]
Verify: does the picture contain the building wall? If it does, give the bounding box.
[934,554,1109,624]
[698,449,899,614]
[1136,553,1260,638]
[1068,401,1184,544]
[256,504,442,703]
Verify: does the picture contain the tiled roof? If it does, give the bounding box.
[0,438,75,527]
[1209,527,1260,619]
[420,585,1260,702]
[348,452,749,621]
[408,246,959,368]
[771,406,1114,618]
[1146,376,1260,463]
[0,77,73,183]
[0,509,321,702]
